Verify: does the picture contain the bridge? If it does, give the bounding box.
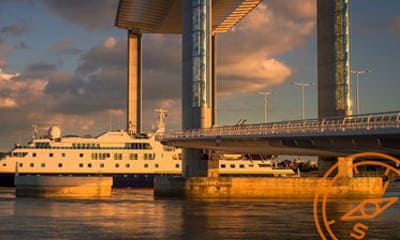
[157,112,400,157]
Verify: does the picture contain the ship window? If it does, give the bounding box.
[240,164,245,169]
[125,163,130,168]
[155,164,159,168]
[144,143,152,150]
[221,164,226,168]
[258,164,271,168]
[114,153,122,160]
[49,153,54,157]
[100,163,104,168]
[79,153,84,158]
[249,164,254,168]
[88,163,92,168]
[41,163,45,168]
[32,153,37,157]
[115,163,120,168]
[2,163,6,167]
[30,163,34,167]
[79,163,83,168]
[230,164,235,168]
[13,152,28,158]
[77,143,81,148]
[129,153,138,160]
[19,163,23,168]
[58,163,63,168]
[175,164,180,169]
[62,153,66,157]
[144,164,148,168]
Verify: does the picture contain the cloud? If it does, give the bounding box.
[14,41,31,50]
[217,1,315,94]
[49,38,82,55]
[0,68,20,80]
[104,37,116,48]
[389,16,400,36]
[0,37,12,58]
[43,0,118,31]
[0,23,30,36]
[43,37,126,115]
[0,97,17,108]
[218,58,292,96]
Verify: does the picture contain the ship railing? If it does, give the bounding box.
[156,111,400,141]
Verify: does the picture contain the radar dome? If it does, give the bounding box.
[48,126,61,139]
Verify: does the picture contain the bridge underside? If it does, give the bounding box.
[163,134,400,157]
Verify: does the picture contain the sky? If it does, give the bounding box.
[0,0,399,151]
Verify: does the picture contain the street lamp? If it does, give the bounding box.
[258,91,274,123]
[291,81,314,120]
[351,69,371,115]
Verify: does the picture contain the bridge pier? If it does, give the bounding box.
[319,157,353,178]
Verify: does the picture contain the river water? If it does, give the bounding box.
[0,182,399,240]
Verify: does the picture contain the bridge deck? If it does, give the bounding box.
[157,112,400,157]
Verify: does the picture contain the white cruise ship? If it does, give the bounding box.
[0,112,294,187]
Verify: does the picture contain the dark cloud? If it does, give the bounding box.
[43,0,118,31]
[43,37,126,115]
[14,41,31,50]
[49,38,82,55]
[142,35,181,102]
[0,23,30,36]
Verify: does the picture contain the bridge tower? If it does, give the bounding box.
[127,30,142,135]
[318,0,352,176]
[182,0,214,177]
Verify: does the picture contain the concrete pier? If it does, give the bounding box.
[14,175,113,198]
[154,176,382,200]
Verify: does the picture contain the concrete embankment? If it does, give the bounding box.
[14,175,113,198]
[154,176,383,200]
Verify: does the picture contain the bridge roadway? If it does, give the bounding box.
[156,112,400,157]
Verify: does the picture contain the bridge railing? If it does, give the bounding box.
[157,111,400,141]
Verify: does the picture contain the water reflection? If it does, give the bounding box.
[0,183,398,239]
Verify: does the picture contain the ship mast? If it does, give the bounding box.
[153,109,168,133]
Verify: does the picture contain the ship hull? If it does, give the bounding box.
[0,173,180,188]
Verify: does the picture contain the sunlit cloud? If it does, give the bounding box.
[0,68,20,80]
[389,16,400,36]
[0,97,17,108]
[104,37,116,49]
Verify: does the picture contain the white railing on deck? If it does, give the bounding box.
[156,112,400,141]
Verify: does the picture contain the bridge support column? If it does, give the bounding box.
[207,152,219,178]
[338,157,353,178]
[127,30,142,134]
[182,0,213,177]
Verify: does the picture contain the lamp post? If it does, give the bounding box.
[291,81,314,120]
[351,69,371,115]
[258,91,274,123]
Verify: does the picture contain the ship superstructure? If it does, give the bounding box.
[0,111,294,187]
